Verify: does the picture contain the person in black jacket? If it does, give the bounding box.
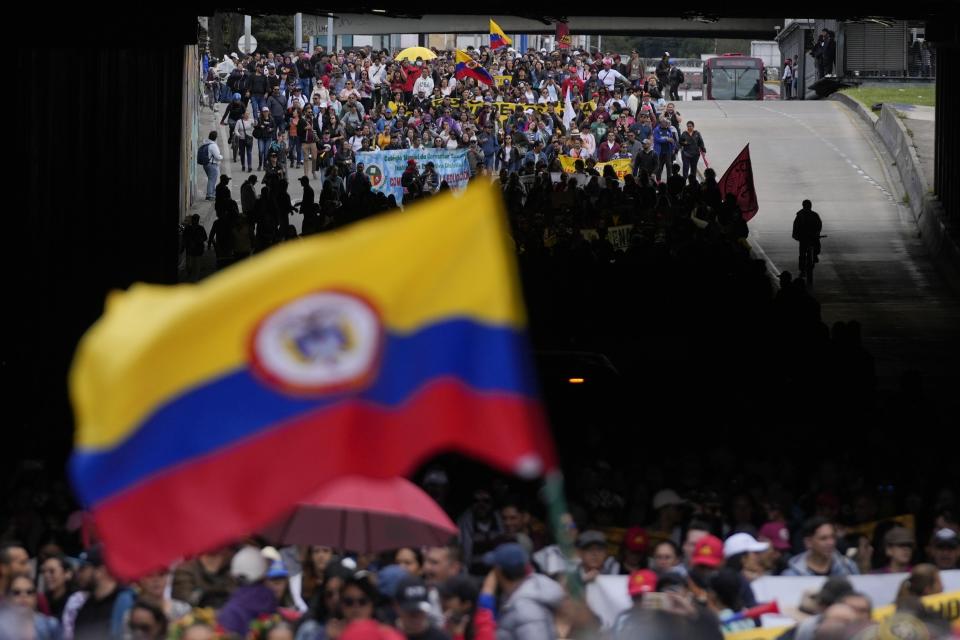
[253,110,276,170]
[266,86,288,135]
[655,53,672,89]
[813,30,837,79]
[249,66,270,122]
[678,121,706,178]
[296,53,314,96]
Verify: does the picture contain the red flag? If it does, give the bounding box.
[718,144,759,221]
[556,21,571,49]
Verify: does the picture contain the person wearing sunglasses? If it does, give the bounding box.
[5,574,62,640]
[127,598,168,640]
[324,572,379,639]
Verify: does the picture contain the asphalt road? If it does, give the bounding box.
[189,100,960,412]
[680,99,960,406]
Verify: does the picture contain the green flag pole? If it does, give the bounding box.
[543,470,582,600]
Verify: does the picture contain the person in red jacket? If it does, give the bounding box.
[561,65,585,97]
[402,60,422,100]
[597,131,621,162]
[439,573,496,640]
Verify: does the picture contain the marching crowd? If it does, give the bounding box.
[198,44,699,190]
[1,465,958,640]
[7,41,949,640]
[188,44,706,279]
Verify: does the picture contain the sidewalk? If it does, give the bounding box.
[179,104,317,282]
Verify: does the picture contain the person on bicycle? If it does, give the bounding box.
[792,199,823,264]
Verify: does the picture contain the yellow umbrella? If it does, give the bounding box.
[395,46,437,62]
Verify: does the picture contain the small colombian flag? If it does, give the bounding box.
[455,49,495,87]
[69,182,556,579]
[490,19,512,50]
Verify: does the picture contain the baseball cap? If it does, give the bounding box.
[759,522,792,551]
[692,535,724,568]
[723,533,770,558]
[230,545,267,583]
[628,569,657,597]
[265,559,289,579]
[483,542,529,577]
[623,526,649,554]
[884,526,915,547]
[376,564,408,599]
[79,545,104,568]
[932,528,959,549]
[652,489,686,511]
[576,530,607,549]
[394,574,431,613]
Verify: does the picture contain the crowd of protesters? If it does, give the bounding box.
[199,44,698,189]
[6,41,952,640]
[0,461,958,639]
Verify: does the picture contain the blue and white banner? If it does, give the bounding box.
[356,149,471,202]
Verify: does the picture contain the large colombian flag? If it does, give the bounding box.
[455,49,495,87]
[489,19,512,50]
[69,182,556,580]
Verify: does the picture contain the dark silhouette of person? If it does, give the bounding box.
[792,199,823,265]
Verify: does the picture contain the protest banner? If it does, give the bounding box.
[494,75,512,87]
[586,571,960,633]
[558,156,633,179]
[431,97,597,123]
[356,149,470,202]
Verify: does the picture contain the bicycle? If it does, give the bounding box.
[798,235,828,284]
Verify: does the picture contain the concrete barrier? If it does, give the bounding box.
[832,93,960,293]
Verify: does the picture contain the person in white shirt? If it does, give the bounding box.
[201,131,223,200]
[598,59,627,91]
[782,59,794,100]
[605,89,627,112]
[413,68,435,96]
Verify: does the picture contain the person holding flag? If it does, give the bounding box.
[490,19,512,50]
[455,50,494,87]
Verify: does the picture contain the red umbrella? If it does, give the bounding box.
[260,476,457,553]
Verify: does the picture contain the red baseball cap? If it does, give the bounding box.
[759,522,792,551]
[628,569,657,597]
[624,526,649,554]
[692,535,724,568]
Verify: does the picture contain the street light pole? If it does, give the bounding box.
[294,13,302,51]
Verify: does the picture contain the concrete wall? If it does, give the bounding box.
[833,92,960,293]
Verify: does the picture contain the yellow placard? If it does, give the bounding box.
[843,514,915,542]
[872,590,960,623]
[559,156,633,179]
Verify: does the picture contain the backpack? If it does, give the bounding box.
[197,141,211,166]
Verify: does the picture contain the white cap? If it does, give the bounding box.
[230,545,267,583]
[652,489,686,510]
[724,533,770,558]
[231,52,239,59]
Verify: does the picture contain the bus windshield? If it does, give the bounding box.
[710,66,762,100]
